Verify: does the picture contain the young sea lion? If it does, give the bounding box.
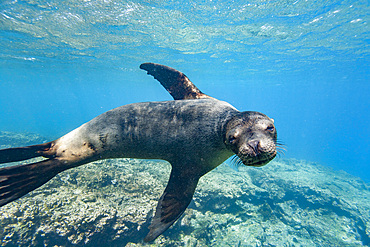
[0,63,278,241]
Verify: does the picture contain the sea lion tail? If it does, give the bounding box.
[0,142,54,164]
[0,159,64,207]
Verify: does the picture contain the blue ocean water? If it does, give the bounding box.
[0,0,369,183]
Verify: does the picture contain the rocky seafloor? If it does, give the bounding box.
[0,132,369,246]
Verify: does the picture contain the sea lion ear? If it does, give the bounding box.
[144,168,200,242]
[270,118,274,123]
[140,63,213,100]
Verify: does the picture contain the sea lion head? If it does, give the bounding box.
[224,111,277,167]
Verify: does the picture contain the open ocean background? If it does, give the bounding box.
[0,0,369,186]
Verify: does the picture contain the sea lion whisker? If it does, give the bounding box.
[275,139,287,152]
[230,155,243,167]
[276,145,286,156]
[276,151,284,158]
[228,155,245,170]
[237,159,244,167]
[275,139,286,147]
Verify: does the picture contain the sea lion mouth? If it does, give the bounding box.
[235,139,278,167]
[241,152,277,167]
[230,151,277,168]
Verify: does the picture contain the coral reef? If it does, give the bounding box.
[0,133,369,246]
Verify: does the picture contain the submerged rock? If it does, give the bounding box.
[0,134,369,246]
[0,131,47,149]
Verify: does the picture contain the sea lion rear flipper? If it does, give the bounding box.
[0,141,54,164]
[0,159,65,207]
[140,63,213,100]
[144,168,200,242]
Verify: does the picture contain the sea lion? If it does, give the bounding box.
[0,63,278,242]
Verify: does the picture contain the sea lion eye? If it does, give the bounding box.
[229,136,237,144]
[266,126,274,132]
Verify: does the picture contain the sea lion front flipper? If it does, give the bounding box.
[144,168,200,242]
[140,63,213,100]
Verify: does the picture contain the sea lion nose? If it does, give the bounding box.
[248,140,260,155]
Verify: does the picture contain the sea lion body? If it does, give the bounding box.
[0,63,278,242]
[54,99,236,172]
